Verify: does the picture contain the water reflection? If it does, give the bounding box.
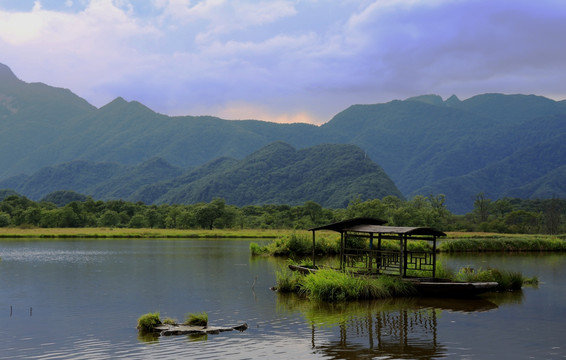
[277,294,520,359]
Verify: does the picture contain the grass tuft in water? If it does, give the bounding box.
[454,267,532,291]
[184,312,208,326]
[297,269,416,302]
[275,265,302,292]
[137,312,161,332]
[162,317,178,325]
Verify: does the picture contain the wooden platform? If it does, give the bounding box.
[154,323,248,336]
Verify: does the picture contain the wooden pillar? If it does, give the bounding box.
[432,236,437,278]
[403,234,408,278]
[399,233,403,277]
[368,233,374,271]
[377,233,382,274]
[339,232,345,270]
[312,230,316,268]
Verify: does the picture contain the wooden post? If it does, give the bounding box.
[312,231,316,268]
[368,233,373,271]
[340,232,345,270]
[399,233,403,277]
[403,234,408,278]
[377,233,382,274]
[432,236,437,278]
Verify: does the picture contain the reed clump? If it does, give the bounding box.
[453,267,538,291]
[137,312,162,333]
[275,265,302,293]
[184,312,208,327]
[276,269,416,302]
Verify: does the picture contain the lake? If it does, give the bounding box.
[0,239,565,359]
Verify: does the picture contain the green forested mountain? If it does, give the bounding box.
[0,158,184,201]
[1,63,566,213]
[151,142,402,207]
[0,142,402,208]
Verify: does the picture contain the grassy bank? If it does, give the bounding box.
[439,236,566,252]
[0,227,285,239]
[251,232,566,255]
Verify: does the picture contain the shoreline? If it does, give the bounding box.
[0,227,285,239]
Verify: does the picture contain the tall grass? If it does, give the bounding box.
[275,265,302,293]
[251,232,340,257]
[439,237,566,252]
[292,269,416,302]
[453,267,537,291]
[184,312,208,326]
[137,312,161,332]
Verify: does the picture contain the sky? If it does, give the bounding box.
[1,0,566,125]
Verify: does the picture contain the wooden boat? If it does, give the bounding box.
[288,264,318,274]
[403,278,499,298]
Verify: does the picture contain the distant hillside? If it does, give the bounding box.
[150,142,402,207]
[0,142,403,208]
[0,158,184,201]
[2,62,566,212]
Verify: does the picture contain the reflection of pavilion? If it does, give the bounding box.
[313,307,443,359]
[278,295,502,360]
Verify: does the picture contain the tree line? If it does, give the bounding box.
[0,191,564,234]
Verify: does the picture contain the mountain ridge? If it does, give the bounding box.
[1,63,565,212]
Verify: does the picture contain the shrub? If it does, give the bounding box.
[250,242,266,256]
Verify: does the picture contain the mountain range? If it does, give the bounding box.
[1,62,565,213]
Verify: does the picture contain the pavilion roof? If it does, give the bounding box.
[309,217,386,232]
[309,218,446,237]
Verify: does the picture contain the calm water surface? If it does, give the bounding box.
[0,239,565,359]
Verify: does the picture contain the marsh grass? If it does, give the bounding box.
[275,265,301,293]
[137,312,161,332]
[284,269,416,302]
[184,312,208,327]
[162,317,178,325]
[439,237,566,252]
[251,232,340,257]
[453,267,537,291]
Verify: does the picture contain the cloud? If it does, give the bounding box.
[1,0,566,124]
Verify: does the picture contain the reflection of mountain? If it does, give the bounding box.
[277,295,509,359]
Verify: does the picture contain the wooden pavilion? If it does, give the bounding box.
[309,218,447,279]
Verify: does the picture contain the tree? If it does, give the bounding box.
[302,200,323,225]
[473,192,492,223]
[195,198,226,230]
[0,212,11,227]
[544,197,563,235]
[99,210,120,227]
[129,214,148,228]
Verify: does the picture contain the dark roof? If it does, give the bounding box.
[309,218,446,237]
[309,217,387,232]
[343,225,446,237]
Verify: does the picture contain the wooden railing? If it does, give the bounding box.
[342,248,435,277]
